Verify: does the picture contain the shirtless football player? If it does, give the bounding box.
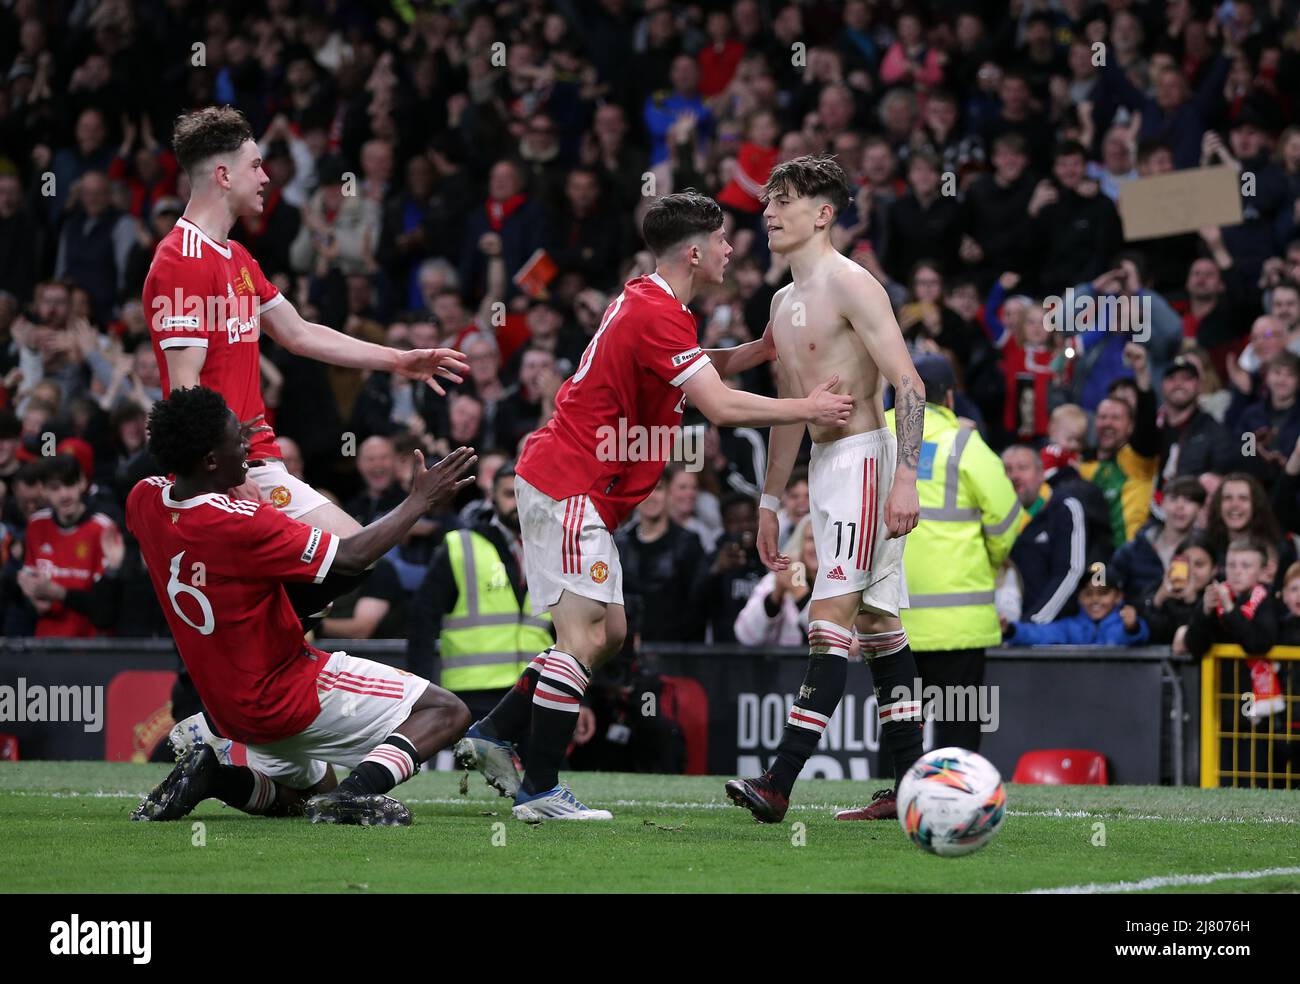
[725,155,927,823]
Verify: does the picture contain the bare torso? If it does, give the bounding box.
[770,252,887,443]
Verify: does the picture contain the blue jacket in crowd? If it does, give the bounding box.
[1005,607,1150,647]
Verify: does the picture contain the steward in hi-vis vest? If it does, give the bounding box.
[886,355,1019,751]
[409,467,553,719]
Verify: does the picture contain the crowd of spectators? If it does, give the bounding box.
[2,0,1300,736]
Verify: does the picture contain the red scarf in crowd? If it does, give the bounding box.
[1217,583,1284,714]
[486,193,527,231]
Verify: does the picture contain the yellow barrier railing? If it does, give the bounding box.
[1201,645,1300,789]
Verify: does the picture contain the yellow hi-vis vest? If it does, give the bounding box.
[886,404,1021,651]
[442,530,553,692]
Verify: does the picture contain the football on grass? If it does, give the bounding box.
[898,747,1007,857]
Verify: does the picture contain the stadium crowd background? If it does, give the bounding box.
[2,0,1300,706]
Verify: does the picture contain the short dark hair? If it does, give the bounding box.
[1053,140,1088,162]
[720,491,757,518]
[991,132,1027,157]
[13,460,45,487]
[172,106,255,175]
[1267,351,1300,375]
[147,386,231,476]
[1164,475,1207,506]
[42,453,84,488]
[1137,137,1174,166]
[641,190,724,255]
[493,461,518,488]
[764,154,852,218]
[1176,531,1215,557]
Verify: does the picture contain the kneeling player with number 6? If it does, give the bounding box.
[128,386,478,826]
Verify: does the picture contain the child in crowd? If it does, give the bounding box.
[1114,475,1206,603]
[1003,562,1148,646]
[1038,403,1088,476]
[1185,536,1280,658]
[1141,532,1216,652]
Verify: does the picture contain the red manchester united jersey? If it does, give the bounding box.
[517,273,711,530]
[125,476,340,744]
[142,217,285,460]
[22,508,116,638]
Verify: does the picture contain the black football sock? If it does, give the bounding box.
[861,629,924,787]
[210,764,256,810]
[337,733,420,797]
[520,650,589,796]
[479,649,550,743]
[767,620,851,798]
[217,766,278,815]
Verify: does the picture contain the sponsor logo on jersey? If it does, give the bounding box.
[301,526,322,563]
[270,485,292,509]
[170,512,180,524]
[590,561,609,584]
[160,315,201,329]
[827,565,847,581]
[671,347,702,367]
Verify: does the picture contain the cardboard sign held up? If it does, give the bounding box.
[1118,165,1243,241]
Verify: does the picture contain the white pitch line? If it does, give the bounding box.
[1026,866,1300,894]
[3,791,1299,827]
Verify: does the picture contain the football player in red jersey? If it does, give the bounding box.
[17,454,120,637]
[128,386,477,826]
[143,105,467,617]
[455,190,855,820]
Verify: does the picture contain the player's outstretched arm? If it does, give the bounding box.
[682,362,852,429]
[262,296,469,395]
[333,447,478,575]
[832,267,924,538]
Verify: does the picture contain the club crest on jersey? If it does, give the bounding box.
[269,486,292,509]
[590,561,609,584]
[75,542,89,559]
[236,267,255,295]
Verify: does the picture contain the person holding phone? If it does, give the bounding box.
[1110,474,1206,603]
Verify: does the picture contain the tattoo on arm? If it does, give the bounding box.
[896,374,924,471]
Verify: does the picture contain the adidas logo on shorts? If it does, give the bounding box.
[827,565,847,581]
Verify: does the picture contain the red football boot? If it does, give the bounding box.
[834,787,897,821]
[724,772,790,824]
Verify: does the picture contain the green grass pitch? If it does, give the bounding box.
[3,763,1299,893]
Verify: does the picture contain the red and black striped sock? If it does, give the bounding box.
[479,649,551,742]
[767,620,851,798]
[861,629,924,785]
[520,649,589,795]
[338,733,420,797]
